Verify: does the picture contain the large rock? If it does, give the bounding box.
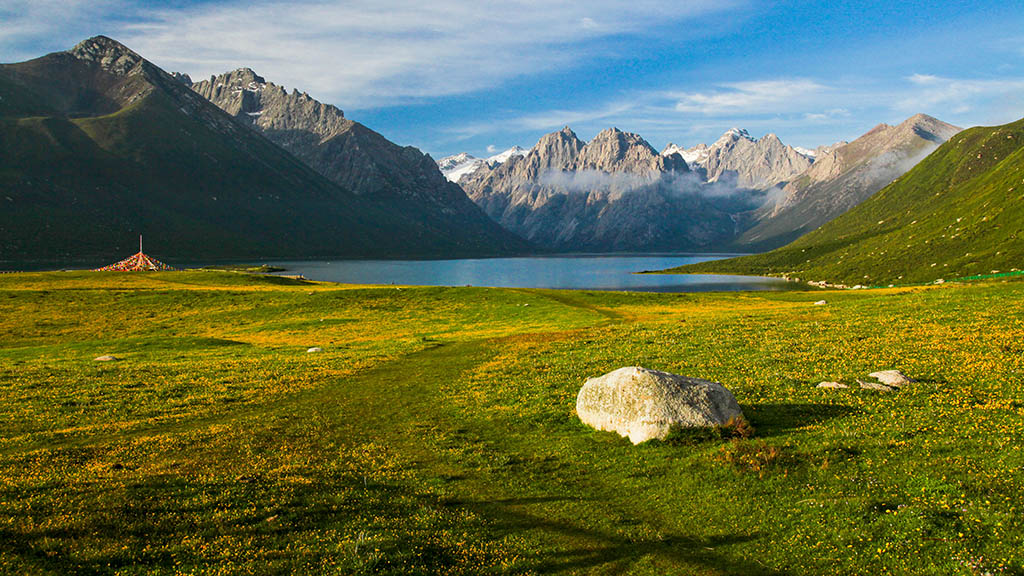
[576,366,743,444]
[868,370,912,388]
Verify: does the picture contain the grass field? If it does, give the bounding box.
[1,271,1022,575]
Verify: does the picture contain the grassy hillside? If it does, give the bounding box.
[671,118,1024,285]
[1,271,1022,574]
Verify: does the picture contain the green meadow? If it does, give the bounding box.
[1,271,1022,575]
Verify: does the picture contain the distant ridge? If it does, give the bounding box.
[736,114,961,250]
[458,126,769,252]
[671,116,1024,285]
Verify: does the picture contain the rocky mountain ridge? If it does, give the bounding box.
[457,126,765,251]
[735,113,962,250]
[190,68,527,253]
[662,128,813,189]
[0,36,525,262]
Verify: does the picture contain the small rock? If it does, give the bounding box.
[576,366,743,444]
[858,379,895,392]
[813,300,827,306]
[306,347,322,353]
[816,381,848,389]
[868,370,912,388]
[94,355,119,362]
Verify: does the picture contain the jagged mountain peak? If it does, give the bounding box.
[738,112,961,250]
[486,146,527,163]
[66,35,154,80]
[69,35,138,61]
[219,67,267,86]
[718,127,754,144]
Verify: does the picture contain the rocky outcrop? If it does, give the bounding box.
[663,128,812,189]
[459,127,759,251]
[867,370,912,388]
[191,69,527,254]
[702,129,813,189]
[576,367,743,444]
[736,114,961,250]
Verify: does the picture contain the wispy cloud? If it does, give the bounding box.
[0,0,124,60]
[671,79,829,116]
[106,0,741,109]
[446,99,645,140]
[899,73,1024,115]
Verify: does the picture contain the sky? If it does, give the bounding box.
[2,0,1023,159]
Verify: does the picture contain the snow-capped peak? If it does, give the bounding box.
[793,146,817,159]
[486,146,527,164]
[714,127,754,147]
[661,143,684,156]
[437,152,476,171]
[438,146,526,182]
[661,142,710,169]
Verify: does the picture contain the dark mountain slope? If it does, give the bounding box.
[190,69,527,255]
[0,37,522,265]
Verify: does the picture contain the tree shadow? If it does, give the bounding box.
[452,495,787,575]
[1,473,789,575]
[742,403,859,437]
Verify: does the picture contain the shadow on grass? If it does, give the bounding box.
[742,403,859,437]
[454,496,787,575]
[1,474,787,575]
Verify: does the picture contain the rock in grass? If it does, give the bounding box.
[816,381,848,389]
[814,300,827,306]
[576,367,743,444]
[858,379,895,392]
[306,347,323,353]
[868,370,912,388]
[94,355,119,362]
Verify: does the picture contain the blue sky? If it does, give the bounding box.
[2,0,1023,158]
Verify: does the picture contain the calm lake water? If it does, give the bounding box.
[266,255,791,293]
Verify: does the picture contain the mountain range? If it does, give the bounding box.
[0,35,985,269]
[0,37,526,264]
[438,147,527,183]
[453,118,956,252]
[664,128,814,189]
[456,127,767,251]
[671,116,1023,284]
[736,114,961,250]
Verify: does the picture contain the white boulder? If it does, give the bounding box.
[94,355,119,362]
[858,379,895,392]
[576,367,743,444]
[306,347,323,353]
[816,381,848,389]
[868,370,912,388]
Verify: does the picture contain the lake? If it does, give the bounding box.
[265,254,791,292]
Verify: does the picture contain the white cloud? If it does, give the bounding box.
[0,0,124,61]
[486,144,498,153]
[672,79,828,116]
[106,0,741,109]
[898,74,1024,115]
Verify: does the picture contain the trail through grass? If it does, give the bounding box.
[1,271,1022,575]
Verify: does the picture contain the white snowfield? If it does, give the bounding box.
[437,146,526,182]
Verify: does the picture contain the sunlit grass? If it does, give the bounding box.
[1,271,1021,574]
